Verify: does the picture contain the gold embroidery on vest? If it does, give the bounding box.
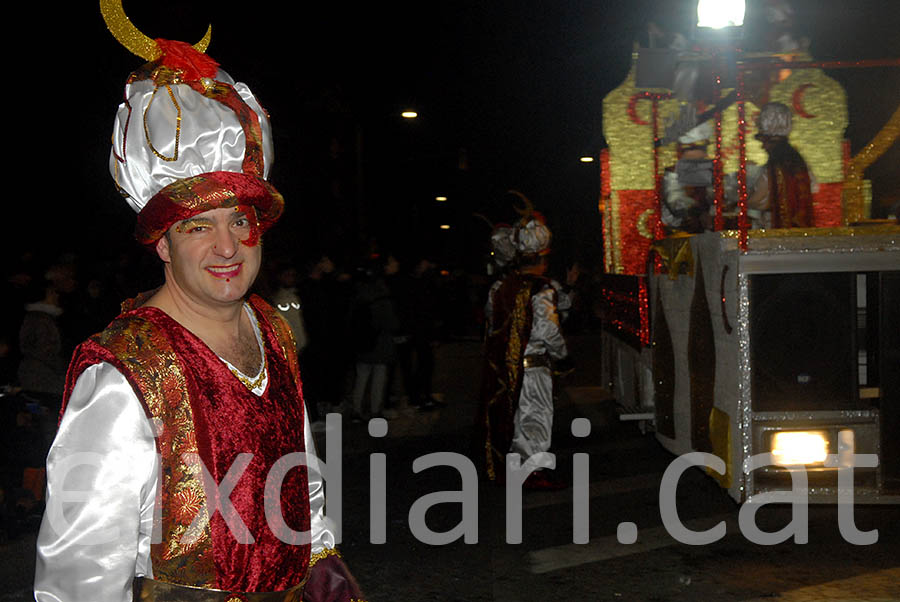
[93,316,216,587]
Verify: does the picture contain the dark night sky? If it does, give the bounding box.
[10,0,900,273]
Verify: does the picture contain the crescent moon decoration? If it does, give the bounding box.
[100,0,212,61]
[628,95,650,126]
[792,83,817,119]
[636,208,656,239]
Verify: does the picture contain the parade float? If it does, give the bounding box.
[598,2,900,503]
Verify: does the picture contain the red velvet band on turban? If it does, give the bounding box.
[135,171,284,246]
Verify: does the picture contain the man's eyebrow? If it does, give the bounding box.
[180,217,213,228]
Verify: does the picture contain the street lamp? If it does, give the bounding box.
[696,0,745,29]
[579,156,595,163]
[435,196,448,201]
[401,110,418,119]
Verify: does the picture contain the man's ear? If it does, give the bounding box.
[156,234,172,263]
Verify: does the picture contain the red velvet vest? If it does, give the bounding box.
[63,295,311,591]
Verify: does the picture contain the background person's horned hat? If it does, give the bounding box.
[508,190,552,257]
[480,190,552,269]
[102,0,283,246]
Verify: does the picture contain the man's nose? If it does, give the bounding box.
[213,225,238,257]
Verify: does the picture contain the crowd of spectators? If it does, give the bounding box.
[1,243,601,539]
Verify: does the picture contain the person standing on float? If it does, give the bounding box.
[747,102,815,228]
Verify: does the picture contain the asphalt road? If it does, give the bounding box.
[334,336,900,601]
[3,335,900,601]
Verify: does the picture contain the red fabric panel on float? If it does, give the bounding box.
[812,182,844,227]
[616,189,658,275]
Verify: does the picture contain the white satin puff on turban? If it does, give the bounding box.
[110,67,275,213]
[515,218,552,256]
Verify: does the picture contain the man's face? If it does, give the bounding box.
[156,206,262,308]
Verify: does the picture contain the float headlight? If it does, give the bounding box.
[771,431,828,465]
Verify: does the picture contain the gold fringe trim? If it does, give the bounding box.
[308,547,342,568]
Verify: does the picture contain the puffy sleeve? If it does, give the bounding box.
[550,280,572,322]
[528,287,568,360]
[550,279,572,314]
[34,362,158,602]
[303,411,366,602]
[304,409,336,555]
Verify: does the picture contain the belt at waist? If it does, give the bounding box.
[523,354,551,369]
[134,577,305,602]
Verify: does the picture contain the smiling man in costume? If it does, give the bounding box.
[33,12,363,602]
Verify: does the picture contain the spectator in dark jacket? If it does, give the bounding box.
[350,256,401,421]
[17,274,67,399]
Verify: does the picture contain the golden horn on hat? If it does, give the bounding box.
[472,213,495,229]
[100,0,211,61]
[508,189,534,219]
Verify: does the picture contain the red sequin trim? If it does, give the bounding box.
[136,172,283,245]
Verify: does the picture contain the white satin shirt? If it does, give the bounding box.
[34,309,335,602]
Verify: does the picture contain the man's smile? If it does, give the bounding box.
[206,263,242,278]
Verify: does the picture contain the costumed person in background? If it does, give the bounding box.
[482,217,572,327]
[478,194,570,490]
[746,102,815,228]
[34,8,363,602]
[660,121,716,233]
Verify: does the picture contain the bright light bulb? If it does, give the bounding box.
[401,110,418,119]
[697,0,745,28]
[771,431,828,465]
